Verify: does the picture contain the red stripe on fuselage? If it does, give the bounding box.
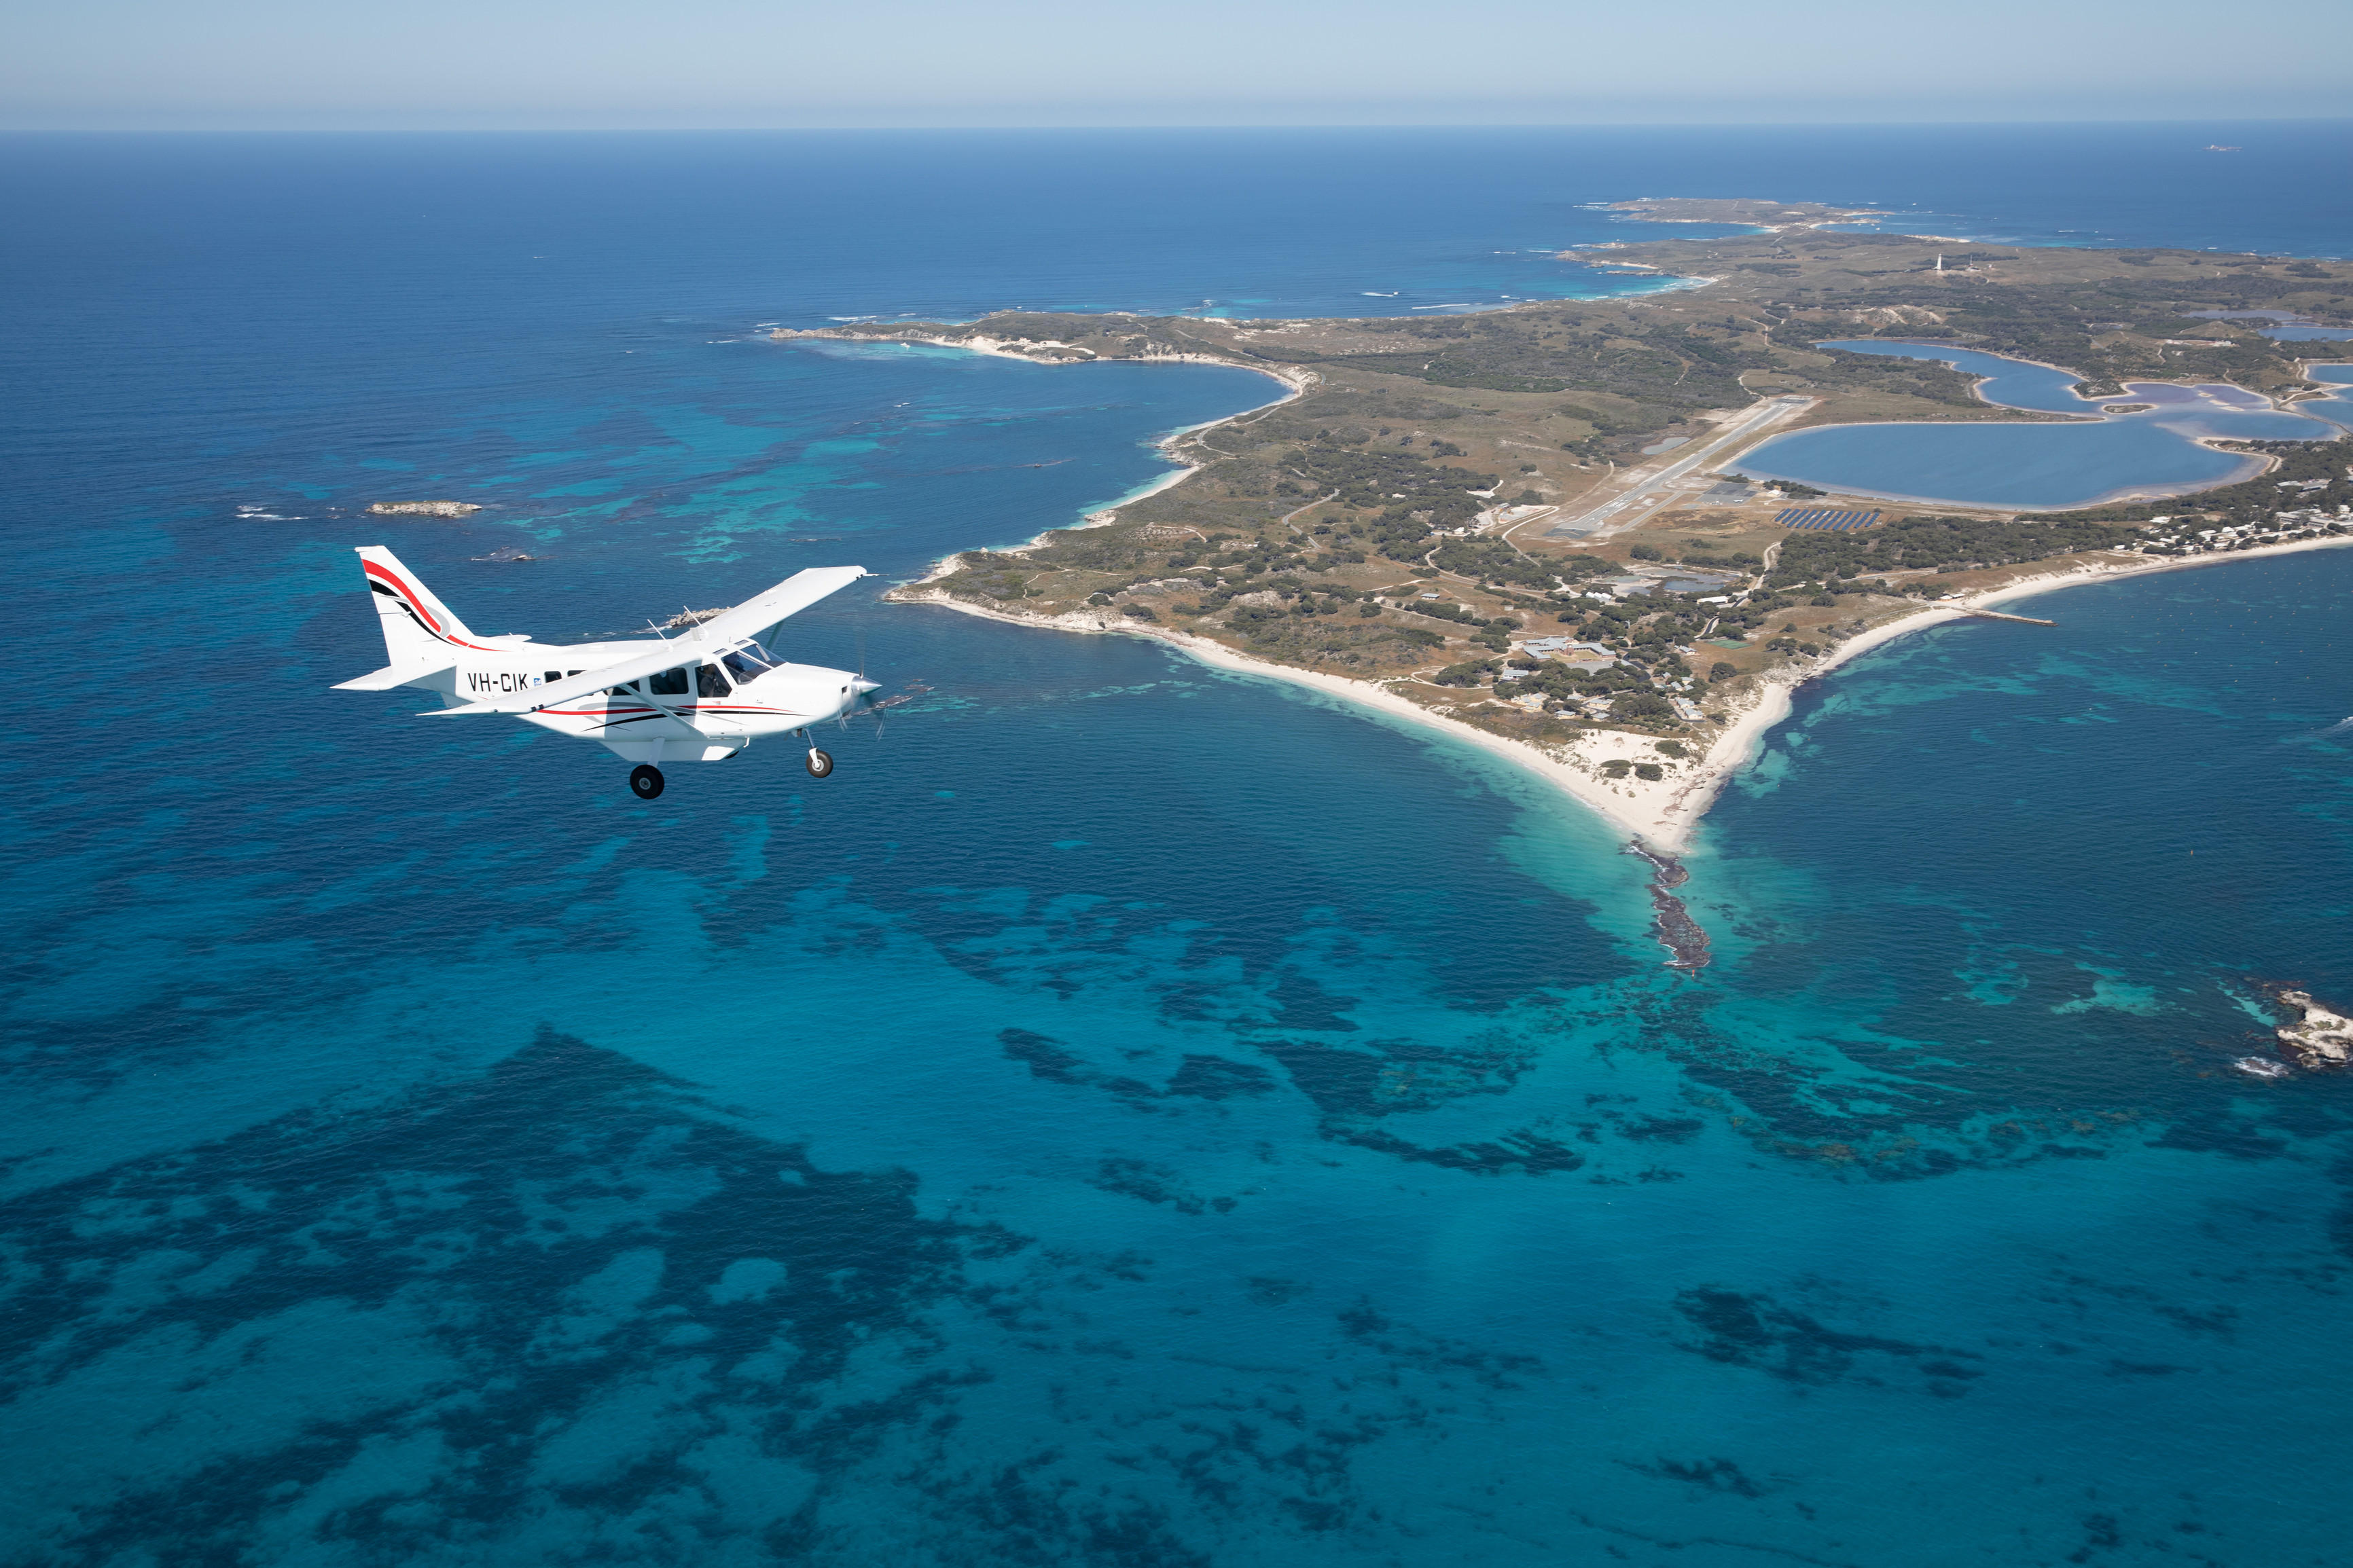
[534,706,806,718]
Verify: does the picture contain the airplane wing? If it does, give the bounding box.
[425,566,868,716]
[677,565,871,649]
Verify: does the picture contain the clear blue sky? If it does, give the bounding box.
[5,0,2348,130]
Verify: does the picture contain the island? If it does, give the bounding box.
[773,214,2353,852]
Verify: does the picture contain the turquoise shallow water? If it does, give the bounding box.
[1738,342,2352,507]
[4,128,2353,1566]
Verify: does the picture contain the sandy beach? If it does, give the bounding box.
[897,533,2353,852]
[848,327,2352,852]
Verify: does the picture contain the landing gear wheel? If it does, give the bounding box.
[805,748,834,779]
[629,764,666,799]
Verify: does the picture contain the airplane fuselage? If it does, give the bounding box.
[411,642,860,763]
[338,548,874,795]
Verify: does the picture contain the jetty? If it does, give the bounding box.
[1958,607,2055,626]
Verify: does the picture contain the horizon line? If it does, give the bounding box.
[1,115,2350,136]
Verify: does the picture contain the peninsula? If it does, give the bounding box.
[774,217,2353,848]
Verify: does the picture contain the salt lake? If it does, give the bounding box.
[1735,340,2352,509]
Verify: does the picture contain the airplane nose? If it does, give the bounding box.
[852,679,879,696]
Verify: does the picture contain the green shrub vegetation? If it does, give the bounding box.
[1768,514,2138,586]
[853,230,2352,752]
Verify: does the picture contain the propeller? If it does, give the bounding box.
[846,621,888,736]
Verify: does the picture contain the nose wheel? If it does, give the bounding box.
[805,748,834,778]
[629,764,666,799]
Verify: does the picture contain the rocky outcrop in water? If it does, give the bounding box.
[368,500,481,517]
[2274,989,2352,1068]
[1626,840,1710,972]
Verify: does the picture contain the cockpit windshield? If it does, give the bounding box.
[721,642,780,683]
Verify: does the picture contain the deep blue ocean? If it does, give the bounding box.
[3,125,2352,1567]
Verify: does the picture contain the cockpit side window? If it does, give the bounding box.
[648,667,690,696]
[721,642,778,684]
[696,663,731,697]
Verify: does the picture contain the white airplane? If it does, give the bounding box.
[334,546,876,799]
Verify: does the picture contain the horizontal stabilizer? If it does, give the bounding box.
[334,662,455,692]
[428,565,869,715]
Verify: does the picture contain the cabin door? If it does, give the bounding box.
[689,659,749,740]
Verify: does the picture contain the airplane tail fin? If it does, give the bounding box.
[354,546,484,661]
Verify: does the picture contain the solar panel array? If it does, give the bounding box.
[1777,507,1882,531]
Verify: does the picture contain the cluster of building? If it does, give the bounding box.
[1513,634,1618,670]
[2127,506,2352,555]
[1486,632,1711,723]
[1445,493,2353,731]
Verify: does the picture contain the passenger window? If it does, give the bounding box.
[543,671,562,685]
[648,667,690,696]
[696,663,730,697]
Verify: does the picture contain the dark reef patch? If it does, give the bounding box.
[925,1455,1215,1568]
[1339,1301,1541,1389]
[1623,1456,1781,1497]
[1265,972,1362,1032]
[999,1025,1090,1082]
[2069,1511,2124,1562]
[1000,1028,1274,1110]
[0,1027,1023,1564]
[1163,1053,1279,1100]
[2106,1360,2195,1377]
[1615,1112,1705,1143]
[1249,1030,1596,1175]
[1089,1157,1238,1215]
[1672,1287,1984,1393]
[1257,1032,1531,1119]
[1339,1125,1586,1175]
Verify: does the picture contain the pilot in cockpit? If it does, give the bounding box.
[719,642,782,685]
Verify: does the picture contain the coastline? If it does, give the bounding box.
[791,326,1314,574]
[836,314,2353,853]
[897,534,2353,852]
[896,585,1662,843]
[778,326,1316,397]
[1659,534,2353,847]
